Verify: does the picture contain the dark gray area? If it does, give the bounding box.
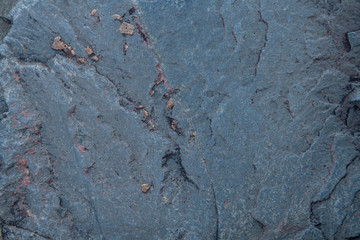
[0,0,359,239]
[0,0,17,42]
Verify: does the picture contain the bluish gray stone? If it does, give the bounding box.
[0,0,359,239]
[348,30,360,50]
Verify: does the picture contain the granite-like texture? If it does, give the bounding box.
[0,0,359,239]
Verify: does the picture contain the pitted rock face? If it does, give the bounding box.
[0,0,359,239]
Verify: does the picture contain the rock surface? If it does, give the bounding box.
[0,0,359,239]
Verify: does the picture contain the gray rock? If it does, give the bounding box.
[348,30,360,50]
[348,88,360,103]
[0,0,359,239]
[0,0,17,42]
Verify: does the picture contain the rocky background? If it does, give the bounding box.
[0,0,359,239]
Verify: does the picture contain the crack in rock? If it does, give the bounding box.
[132,5,221,238]
[310,156,359,237]
[254,0,269,77]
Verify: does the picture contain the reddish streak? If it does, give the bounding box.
[21,111,30,116]
[78,146,86,153]
[11,115,18,122]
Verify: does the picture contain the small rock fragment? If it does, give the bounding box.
[166,98,174,109]
[70,49,76,57]
[141,184,150,193]
[136,105,145,109]
[148,120,155,130]
[52,36,65,50]
[52,37,76,57]
[77,58,86,64]
[143,109,149,118]
[63,44,76,57]
[90,9,97,16]
[119,22,134,35]
[171,120,177,131]
[347,30,360,50]
[84,46,94,56]
[78,146,86,153]
[91,56,99,61]
[123,43,128,55]
[162,196,167,204]
[150,90,155,96]
[348,88,360,103]
[112,14,122,21]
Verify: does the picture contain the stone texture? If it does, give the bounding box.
[0,0,359,239]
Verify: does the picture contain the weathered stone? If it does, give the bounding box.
[112,14,122,21]
[348,88,360,103]
[90,9,97,16]
[141,184,151,193]
[348,30,360,50]
[84,46,94,56]
[0,0,359,239]
[52,36,65,50]
[119,22,134,35]
[91,55,99,62]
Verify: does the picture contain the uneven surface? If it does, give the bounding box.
[0,0,359,239]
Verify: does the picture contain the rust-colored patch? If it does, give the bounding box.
[16,157,30,189]
[78,146,86,153]
[141,184,150,193]
[170,120,177,131]
[91,56,99,62]
[119,22,135,35]
[162,196,168,204]
[166,98,174,109]
[136,105,144,109]
[148,120,155,130]
[84,46,94,56]
[143,109,149,118]
[90,9,97,16]
[112,14,122,21]
[17,196,26,212]
[11,115,18,122]
[12,71,21,82]
[52,36,76,57]
[154,63,165,85]
[26,150,35,155]
[52,36,65,50]
[77,58,86,64]
[149,90,155,96]
[20,111,30,117]
[17,157,27,167]
[65,47,76,57]
[19,175,30,188]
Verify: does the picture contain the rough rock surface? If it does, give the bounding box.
[0,0,359,239]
